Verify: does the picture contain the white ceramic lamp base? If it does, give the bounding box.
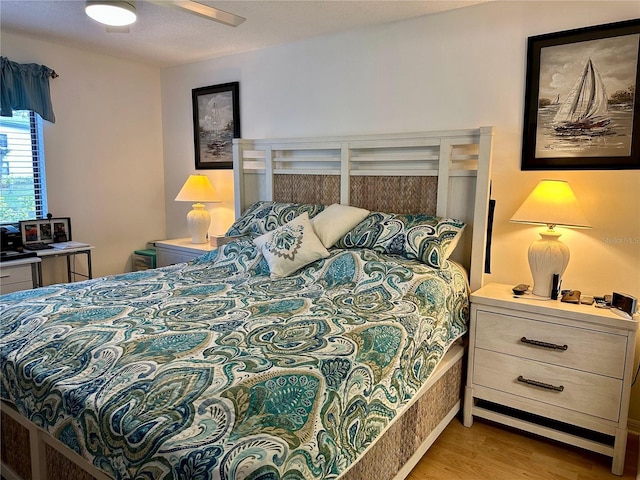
[186,203,211,244]
[528,229,569,297]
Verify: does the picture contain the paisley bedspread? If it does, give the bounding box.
[0,240,468,480]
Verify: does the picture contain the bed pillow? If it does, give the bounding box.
[226,201,326,237]
[254,212,330,278]
[310,203,370,248]
[336,212,465,268]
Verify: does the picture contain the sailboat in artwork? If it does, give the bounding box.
[553,58,611,136]
[206,101,228,156]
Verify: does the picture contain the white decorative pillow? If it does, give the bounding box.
[310,203,370,248]
[254,212,330,278]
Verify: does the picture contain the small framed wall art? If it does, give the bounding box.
[521,19,640,170]
[192,82,240,170]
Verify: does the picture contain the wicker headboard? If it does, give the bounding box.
[233,128,494,290]
[273,175,438,215]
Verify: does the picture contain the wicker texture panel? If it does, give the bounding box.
[273,174,340,205]
[46,444,96,480]
[1,410,32,480]
[341,358,462,480]
[350,176,438,214]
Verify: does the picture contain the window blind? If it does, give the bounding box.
[0,111,48,223]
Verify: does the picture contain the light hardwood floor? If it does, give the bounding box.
[408,418,638,480]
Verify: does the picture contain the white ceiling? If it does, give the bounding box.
[1,0,490,68]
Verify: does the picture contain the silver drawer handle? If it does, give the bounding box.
[517,375,564,392]
[0,274,10,279]
[520,337,568,351]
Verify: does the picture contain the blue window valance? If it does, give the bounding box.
[1,56,56,123]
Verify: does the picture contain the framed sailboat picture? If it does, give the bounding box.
[522,19,640,170]
[193,82,241,170]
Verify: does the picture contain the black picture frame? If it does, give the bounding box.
[19,217,72,244]
[522,19,640,170]
[192,82,240,170]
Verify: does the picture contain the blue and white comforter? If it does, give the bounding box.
[1,241,468,480]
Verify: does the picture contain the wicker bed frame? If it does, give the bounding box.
[1,127,494,480]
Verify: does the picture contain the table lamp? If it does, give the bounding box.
[175,175,220,244]
[510,179,591,297]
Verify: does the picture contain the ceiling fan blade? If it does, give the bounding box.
[149,1,246,27]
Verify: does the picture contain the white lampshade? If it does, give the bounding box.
[85,1,137,27]
[175,175,220,244]
[510,180,591,297]
[510,180,591,229]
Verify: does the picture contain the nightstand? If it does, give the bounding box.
[463,283,638,476]
[155,238,216,267]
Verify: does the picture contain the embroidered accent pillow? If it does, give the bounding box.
[254,212,330,278]
[336,212,465,268]
[310,203,370,248]
[226,201,326,237]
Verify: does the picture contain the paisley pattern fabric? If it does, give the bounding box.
[0,240,468,480]
[336,212,466,268]
[225,201,326,237]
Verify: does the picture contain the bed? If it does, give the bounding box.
[1,127,494,480]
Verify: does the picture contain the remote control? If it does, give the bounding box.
[512,284,529,295]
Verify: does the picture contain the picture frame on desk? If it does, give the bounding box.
[19,217,72,244]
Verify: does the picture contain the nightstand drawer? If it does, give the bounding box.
[473,349,622,421]
[475,310,626,378]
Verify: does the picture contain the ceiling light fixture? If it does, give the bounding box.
[85,1,137,27]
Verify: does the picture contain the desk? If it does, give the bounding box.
[31,245,94,284]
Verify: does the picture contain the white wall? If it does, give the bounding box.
[161,1,640,419]
[1,32,166,280]
[160,74,236,240]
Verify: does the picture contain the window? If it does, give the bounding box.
[0,111,48,223]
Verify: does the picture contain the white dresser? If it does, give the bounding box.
[0,257,41,294]
[155,238,216,267]
[463,283,638,476]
